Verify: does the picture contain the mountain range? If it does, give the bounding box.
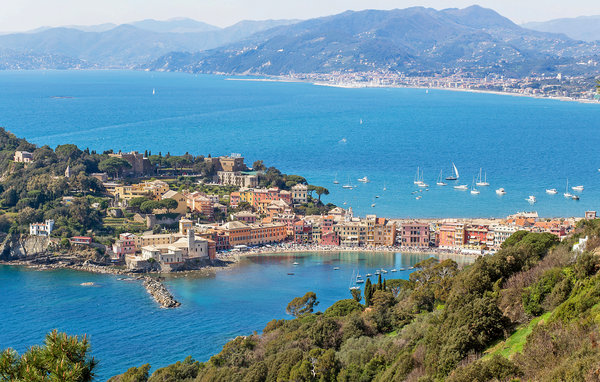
[0,18,299,68]
[147,6,600,77]
[1,6,599,78]
[523,16,600,42]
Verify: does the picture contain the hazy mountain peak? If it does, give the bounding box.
[523,15,600,42]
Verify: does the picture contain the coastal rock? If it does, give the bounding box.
[142,276,181,308]
[0,233,51,260]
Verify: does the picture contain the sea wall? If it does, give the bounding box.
[142,276,181,308]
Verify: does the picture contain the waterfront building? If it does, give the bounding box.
[465,225,489,247]
[487,225,519,249]
[291,184,309,204]
[294,221,313,244]
[29,220,54,237]
[585,211,597,220]
[13,151,33,163]
[400,222,430,248]
[214,220,287,247]
[111,233,137,261]
[438,223,465,249]
[108,151,154,176]
[321,231,340,246]
[334,221,367,247]
[217,171,258,187]
[365,215,396,246]
[140,230,210,264]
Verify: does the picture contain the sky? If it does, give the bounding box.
[1,0,600,32]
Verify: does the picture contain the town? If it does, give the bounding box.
[17,149,593,273]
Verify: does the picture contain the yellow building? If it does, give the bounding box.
[112,180,170,201]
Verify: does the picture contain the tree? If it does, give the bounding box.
[55,144,83,161]
[129,197,151,211]
[314,186,330,202]
[364,278,374,307]
[350,288,362,303]
[99,157,131,178]
[160,198,178,213]
[107,364,150,382]
[286,292,319,317]
[0,330,96,381]
[140,200,161,214]
[252,160,266,171]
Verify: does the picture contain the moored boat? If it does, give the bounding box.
[496,188,506,195]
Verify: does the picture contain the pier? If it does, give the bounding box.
[142,277,181,308]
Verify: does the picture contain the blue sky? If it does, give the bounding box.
[2,0,600,32]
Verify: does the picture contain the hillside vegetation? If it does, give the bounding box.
[101,223,600,381]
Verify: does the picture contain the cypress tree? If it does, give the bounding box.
[377,274,383,290]
[364,278,373,307]
[383,279,387,291]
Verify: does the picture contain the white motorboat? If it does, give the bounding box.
[476,168,490,186]
[446,162,459,181]
[572,195,580,200]
[496,188,506,195]
[572,185,584,192]
[454,184,468,191]
[358,176,370,183]
[546,188,558,195]
[436,169,447,186]
[416,196,422,200]
[371,203,376,207]
[527,195,537,204]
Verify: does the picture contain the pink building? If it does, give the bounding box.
[112,233,137,261]
[401,222,430,248]
[321,231,340,246]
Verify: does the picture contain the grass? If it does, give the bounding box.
[483,312,551,360]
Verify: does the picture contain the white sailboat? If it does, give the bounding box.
[454,184,468,191]
[383,182,387,191]
[476,168,490,186]
[470,177,480,194]
[446,162,459,181]
[333,173,339,184]
[343,176,354,189]
[564,179,573,198]
[414,167,422,185]
[436,170,447,186]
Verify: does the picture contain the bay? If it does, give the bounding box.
[1,70,599,218]
[0,252,462,380]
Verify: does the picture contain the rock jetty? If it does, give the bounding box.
[142,277,181,308]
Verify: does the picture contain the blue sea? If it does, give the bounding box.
[0,252,466,380]
[1,70,600,218]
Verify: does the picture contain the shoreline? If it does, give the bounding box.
[224,73,599,106]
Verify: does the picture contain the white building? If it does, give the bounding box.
[488,225,519,249]
[140,230,209,265]
[291,184,308,204]
[30,220,54,236]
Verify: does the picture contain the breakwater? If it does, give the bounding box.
[143,276,181,308]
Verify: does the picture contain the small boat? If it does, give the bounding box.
[572,195,580,200]
[375,195,380,198]
[381,269,388,274]
[371,203,376,207]
[287,272,295,275]
[343,176,354,189]
[366,273,373,277]
[350,286,360,291]
[383,182,387,191]
[418,182,429,188]
[355,279,365,284]
[527,195,537,204]
[454,184,468,191]
[399,268,406,271]
[446,162,459,181]
[470,177,480,195]
[374,270,381,275]
[80,282,95,287]
[414,167,422,185]
[152,88,156,95]
[333,267,340,270]
[358,176,370,183]
[360,119,363,125]
[476,168,490,187]
[333,173,339,184]
[343,202,347,205]
[436,170,447,186]
[496,188,506,195]
[293,262,299,265]
[416,196,422,200]
[391,269,397,272]
[546,188,558,195]
[564,179,573,198]
[572,185,584,192]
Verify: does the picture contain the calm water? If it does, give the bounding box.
[1,70,600,218]
[0,252,464,380]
